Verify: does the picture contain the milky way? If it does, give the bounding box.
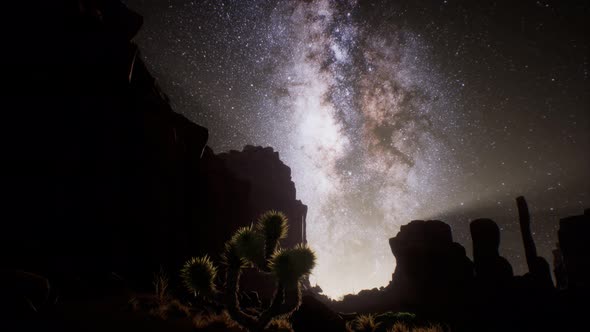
[259,0,458,297]
[126,0,589,298]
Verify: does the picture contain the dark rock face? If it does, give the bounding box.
[552,246,567,290]
[552,210,590,330]
[557,210,590,291]
[329,220,474,316]
[0,270,52,319]
[469,219,515,330]
[197,146,308,300]
[389,220,473,292]
[387,220,473,318]
[291,295,346,332]
[218,145,308,247]
[328,202,589,332]
[516,196,554,290]
[1,0,306,297]
[470,218,513,283]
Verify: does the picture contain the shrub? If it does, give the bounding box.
[181,211,316,332]
[152,265,169,302]
[352,314,381,332]
[375,312,417,330]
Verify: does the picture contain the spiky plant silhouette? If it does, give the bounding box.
[351,313,381,332]
[180,210,316,332]
[180,256,217,297]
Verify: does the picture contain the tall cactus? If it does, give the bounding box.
[180,211,316,331]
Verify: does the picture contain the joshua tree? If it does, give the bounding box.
[180,211,316,331]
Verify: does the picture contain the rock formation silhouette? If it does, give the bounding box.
[1,0,306,300]
[516,196,553,289]
[387,220,474,325]
[553,209,590,330]
[328,197,587,331]
[388,220,473,311]
[1,1,588,331]
[470,218,514,283]
[557,209,590,291]
[468,218,514,330]
[218,145,308,248]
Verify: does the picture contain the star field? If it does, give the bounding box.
[125,0,589,298]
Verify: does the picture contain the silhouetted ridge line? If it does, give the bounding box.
[320,197,588,331]
[1,0,306,307]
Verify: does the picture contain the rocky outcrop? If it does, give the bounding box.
[327,220,474,321]
[291,295,346,332]
[389,220,474,291]
[1,0,307,297]
[468,218,515,330]
[329,199,581,331]
[552,209,590,330]
[557,209,590,291]
[470,218,513,283]
[218,145,307,247]
[387,220,473,318]
[516,196,554,289]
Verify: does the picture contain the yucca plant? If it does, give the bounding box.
[180,255,218,297]
[180,211,316,332]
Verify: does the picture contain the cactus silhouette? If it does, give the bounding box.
[180,210,316,331]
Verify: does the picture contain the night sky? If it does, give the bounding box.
[124,0,589,298]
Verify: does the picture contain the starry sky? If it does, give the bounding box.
[124,0,589,299]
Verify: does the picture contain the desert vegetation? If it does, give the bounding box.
[180,210,316,331]
[345,312,444,332]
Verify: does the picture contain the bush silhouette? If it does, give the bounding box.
[180,211,315,331]
[351,313,381,332]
